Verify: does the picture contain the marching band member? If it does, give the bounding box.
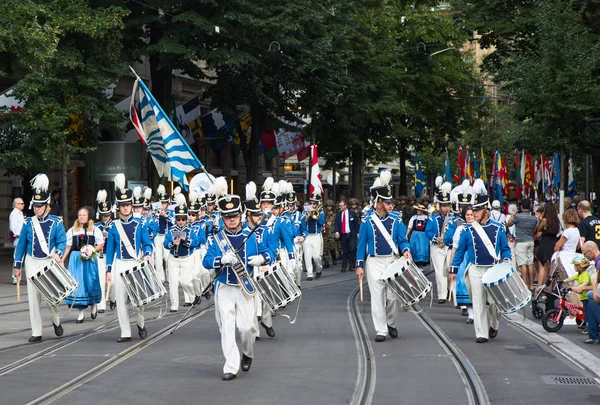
[282,183,306,287]
[132,187,144,218]
[154,185,172,283]
[164,194,200,312]
[205,185,223,234]
[95,190,113,313]
[13,174,67,343]
[450,179,511,343]
[105,174,154,343]
[425,180,453,304]
[406,202,430,266]
[141,188,159,243]
[355,172,412,342]
[304,189,325,281]
[188,191,211,301]
[203,177,275,381]
[273,181,296,276]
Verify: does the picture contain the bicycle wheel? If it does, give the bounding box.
[532,303,544,319]
[542,309,564,333]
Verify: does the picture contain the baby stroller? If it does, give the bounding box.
[531,269,562,319]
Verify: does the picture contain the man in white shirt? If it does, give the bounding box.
[9,198,26,285]
[489,200,506,224]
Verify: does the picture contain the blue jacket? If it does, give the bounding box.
[206,211,224,234]
[142,215,159,241]
[202,228,274,286]
[156,210,174,235]
[13,214,67,269]
[266,215,295,260]
[282,210,306,238]
[305,212,325,235]
[105,216,154,272]
[164,224,201,257]
[425,213,453,244]
[450,219,511,273]
[95,220,113,255]
[356,212,410,268]
[190,220,208,252]
[443,217,465,247]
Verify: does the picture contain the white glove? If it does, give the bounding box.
[248,255,265,266]
[221,252,237,265]
[289,259,296,270]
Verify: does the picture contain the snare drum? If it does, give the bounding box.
[255,262,302,313]
[120,261,167,308]
[380,257,432,307]
[481,262,531,313]
[30,259,79,306]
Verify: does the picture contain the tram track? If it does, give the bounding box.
[25,303,214,405]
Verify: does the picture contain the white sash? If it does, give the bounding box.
[31,216,50,256]
[471,221,499,261]
[113,220,137,259]
[370,213,399,256]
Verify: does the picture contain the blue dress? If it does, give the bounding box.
[408,215,430,264]
[64,228,102,308]
[453,224,472,306]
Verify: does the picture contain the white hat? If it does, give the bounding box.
[492,200,501,208]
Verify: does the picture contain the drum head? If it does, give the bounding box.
[379,257,408,280]
[481,262,514,286]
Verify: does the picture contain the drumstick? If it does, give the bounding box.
[17,279,20,302]
[359,277,363,301]
[105,282,111,302]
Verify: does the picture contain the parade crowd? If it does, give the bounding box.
[7,171,600,381]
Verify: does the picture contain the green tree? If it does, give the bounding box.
[0,0,127,224]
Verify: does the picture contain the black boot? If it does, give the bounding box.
[331,250,337,265]
[323,260,330,269]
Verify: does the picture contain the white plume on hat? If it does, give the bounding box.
[372,177,381,189]
[173,186,182,197]
[440,182,452,196]
[207,184,214,196]
[157,184,166,196]
[435,176,443,189]
[30,173,49,193]
[175,193,187,208]
[213,176,228,198]
[262,177,274,192]
[189,190,198,204]
[144,187,152,201]
[96,190,107,204]
[114,173,126,192]
[460,179,471,194]
[286,182,294,194]
[277,180,288,194]
[133,186,142,199]
[473,179,486,195]
[379,169,391,187]
[272,182,281,197]
[246,181,257,201]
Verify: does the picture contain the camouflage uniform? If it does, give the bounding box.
[323,201,337,267]
[402,197,416,227]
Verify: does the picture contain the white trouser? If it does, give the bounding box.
[24,256,60,337]
[365,256,399,336]
[168,254,194,310]
[97,255,107,311]
[113,259,144,338]
[430,244,450,300]
[191,248,211,296]
[215,283,256,374]
[293,242,303,286]
[253,266,272,330]
[303,234,323,277]
[279,248,291,277]
[154,234,166,282]
[468,265,501,339]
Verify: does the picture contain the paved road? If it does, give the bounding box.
[1,257,600,404]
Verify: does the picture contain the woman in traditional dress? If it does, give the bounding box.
[449,206,475,324]
[406,203,430,266]
[63,207,104,323]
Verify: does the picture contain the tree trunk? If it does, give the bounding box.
[61,144,69,226]
[592,155,600,212]
[242,104,267,184]
[351,144,364,199]
[399,139,407,196]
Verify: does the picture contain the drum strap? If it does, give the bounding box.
[114,221,137,259]
[370,214,399,256]
[31,216,50,256]
[471,222,499,261]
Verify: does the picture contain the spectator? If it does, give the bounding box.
[334,200,359,273]
[577,200,600,249]
[50,189,62,217]
[489,200,506,223]
[555,208,581,278]
[582,241,600,344]
[535,203,560,289]
[507,199,539,290]
[564,255,592,332]
[564,197,574,211]
[9,198,26,285]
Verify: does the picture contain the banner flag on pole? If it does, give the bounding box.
[414,153,427,198]
[567,153,576,197]
[309,144,323,196]
[552,152,561,195]
[130,76,204,190]
[480,147,488,185]
[443,149,452,183]
[524,149,533,197]
[454,146,464,185]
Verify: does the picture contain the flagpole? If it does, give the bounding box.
[129,66,213,184]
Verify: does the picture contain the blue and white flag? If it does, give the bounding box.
[567,153,576,198]
[414,152,427,198]
[551,152,560,195]
[130,78,203,190]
